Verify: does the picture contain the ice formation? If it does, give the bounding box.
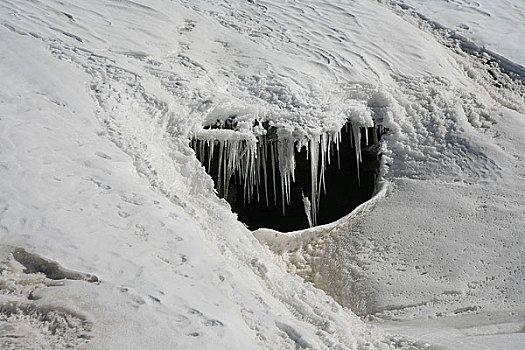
[192,120,382,228]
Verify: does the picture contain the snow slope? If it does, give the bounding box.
[0,0,524,349]
[390,0,525,66]
[253,1,525,350]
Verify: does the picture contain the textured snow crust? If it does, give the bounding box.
[0,0,524,349]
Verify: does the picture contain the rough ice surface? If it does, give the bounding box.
[0,0,524,349]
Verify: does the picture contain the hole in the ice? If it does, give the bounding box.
[191,120,384,232]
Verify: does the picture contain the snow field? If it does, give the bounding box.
[0,0,524,349]
[0,0,426,348]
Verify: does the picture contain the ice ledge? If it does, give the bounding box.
[252,179,389,253]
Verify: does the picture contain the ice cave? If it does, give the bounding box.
[192,120,384,231]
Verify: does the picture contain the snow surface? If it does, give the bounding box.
[390,0,525,66]
[0,0,524,349]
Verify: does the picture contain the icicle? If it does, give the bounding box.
[223,140,229,199]
[243,142,250,204]
[318,133,327,199]
[336,129,341,169]
[270,142,277,206]
[280,175,286,215]
[208,140,215,171]
[223,140,231,199]
[248,141,257,202]
[261,137,269,206]
[351,124,362,186]
[302,190,313,228]
[191,117,378,228]
[199,140,205,167]
[327,132,333,166]
[217,140,224,196]
[277,137,295,210]
[309,135,320,226]
[255,141,261,202]
[227,140,236,199]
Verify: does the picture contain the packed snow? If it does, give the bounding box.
[0,0,523,349]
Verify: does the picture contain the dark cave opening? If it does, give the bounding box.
[192,121,383,232]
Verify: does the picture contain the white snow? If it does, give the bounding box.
[388,0,525,66]
[0,0,524,349]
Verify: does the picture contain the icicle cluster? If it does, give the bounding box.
[193,122,379,227]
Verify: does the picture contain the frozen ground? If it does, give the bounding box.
[0,0,524,349]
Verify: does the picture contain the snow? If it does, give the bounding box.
[0,0,524,349]
[387,0,525,67]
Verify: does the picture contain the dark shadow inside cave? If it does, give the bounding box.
[192,121,383,232]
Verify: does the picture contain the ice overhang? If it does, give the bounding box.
[191,115,386,231]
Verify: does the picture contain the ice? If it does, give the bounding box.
[351,123,363,186]
[193,121,368,227]
[301,191,313,228]
[309,134,320,226]
[259,135,269,206]
[276,135,295,212]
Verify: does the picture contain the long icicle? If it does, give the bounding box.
[318,133,327,201]
[208,140,215,172]
[309,135,319,226]
[217,140,224,196]
[351,124,362,187]
[261,136,269,206]
[277,137,295,210]
[270,141,277,206]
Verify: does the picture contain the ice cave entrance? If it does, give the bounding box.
[192,120,383,232]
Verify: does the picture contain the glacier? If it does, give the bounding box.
[0,0,524,349]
